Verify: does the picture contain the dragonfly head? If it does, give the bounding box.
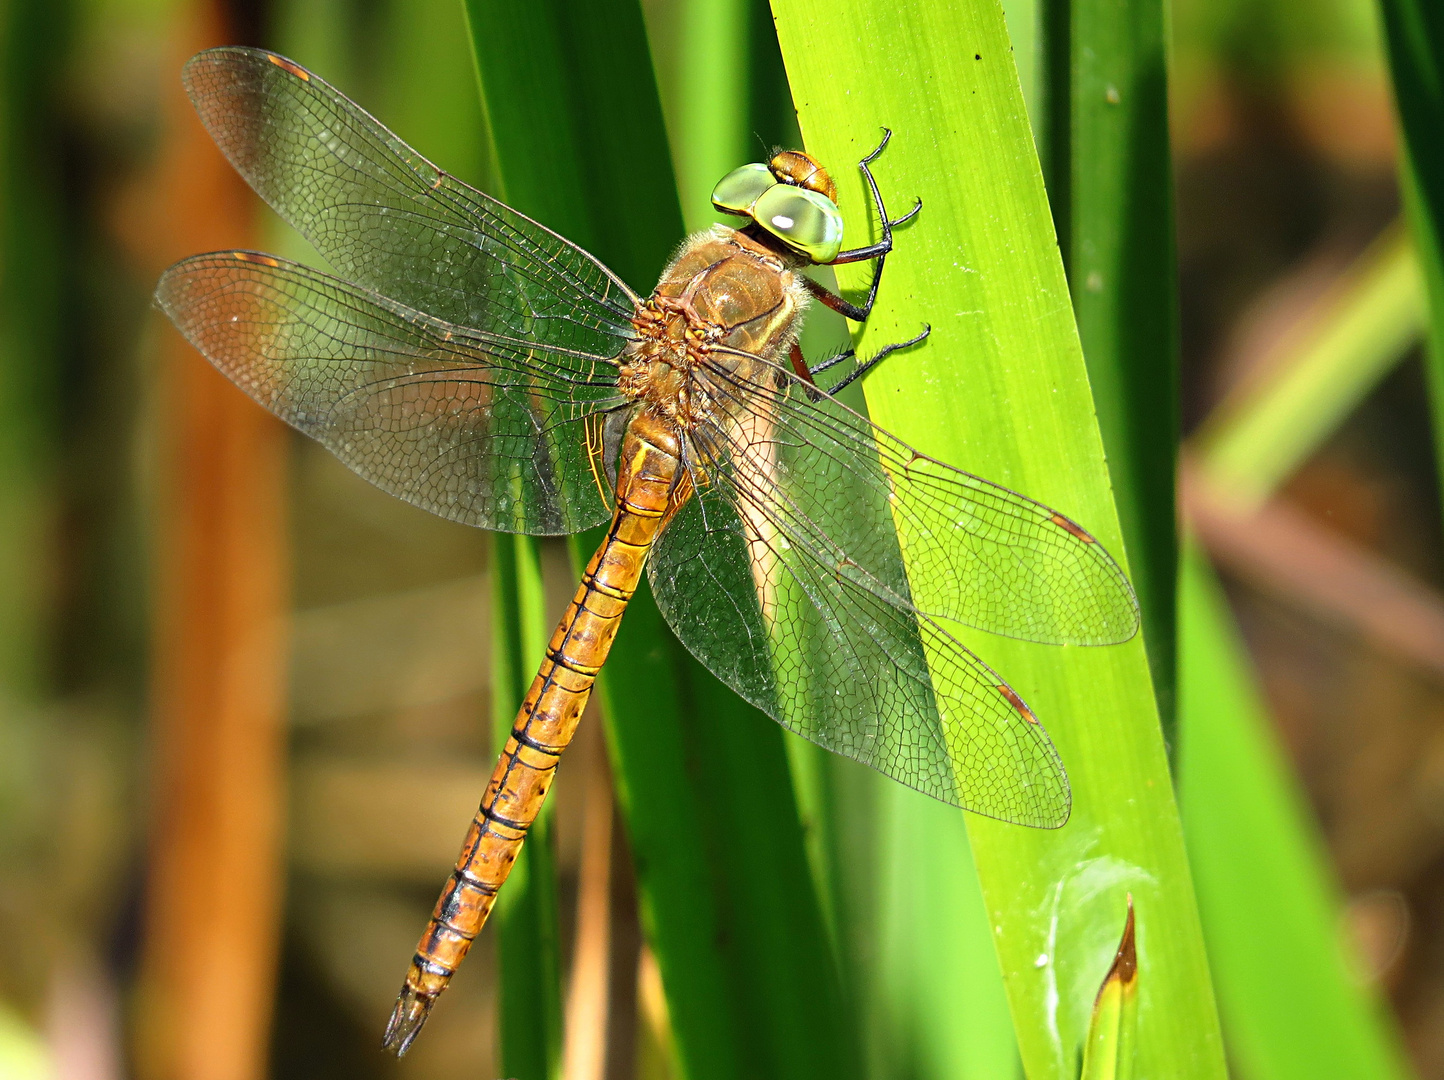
[710,151,844,265]
[766,150,837,202]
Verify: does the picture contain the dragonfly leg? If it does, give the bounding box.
[803,324,931,397]
[808,127,923,323]
[788,340,819,387]
[807,346,855,378]
[787,341,826,402]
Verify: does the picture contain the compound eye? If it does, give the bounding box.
[711,163,776,215]
[752,184,844,263]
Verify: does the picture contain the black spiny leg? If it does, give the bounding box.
[806,324,931,397]
[805,128,922,323]
[790,129,927,399]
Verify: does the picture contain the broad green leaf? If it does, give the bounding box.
[769,1,1225,1074]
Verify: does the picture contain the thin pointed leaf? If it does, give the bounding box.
[1194,229,1424,510]
[1049,0,1180,731]
[1376,0,1444,502]
[1178,541,1414,1080]
[1079,898,1138,1080]
[769,1,1225,1073]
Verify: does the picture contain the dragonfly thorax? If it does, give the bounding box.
[619,299,700,425]
[621,225,809,432]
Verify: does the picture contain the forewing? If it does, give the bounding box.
[156,251,624,534]
[181,47,639,359]
[648,464,1070,826]
[695,358,1140,646]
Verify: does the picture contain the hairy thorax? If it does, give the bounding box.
[619,225,810,434]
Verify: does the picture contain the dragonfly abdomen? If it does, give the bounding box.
[384,416,686,1055]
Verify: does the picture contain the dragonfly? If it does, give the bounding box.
[156,48,1139,1055]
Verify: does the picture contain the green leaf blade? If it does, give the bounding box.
[1178,541,1414,1080]
[1195,229,1424,510]
[769,1,1225,1074]
[1378,0,1444,520]
[1061,0,1180,730]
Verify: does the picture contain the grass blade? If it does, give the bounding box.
[872,785,1021,1078]
[1376,0,1444,491]
[1179,190,1420,1080]
[769,1,1225,1072]
[1178,540,1413,1079]
[1193,228,1424,510]
[1079,898,1138,1080]
[1047,0,1180,729]
[672,0,749,230]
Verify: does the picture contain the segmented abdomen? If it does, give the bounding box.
[383,417,681,1055]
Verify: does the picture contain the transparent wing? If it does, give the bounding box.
[648,468,1071,826]
[156,251,625,534]
[181,47,640,359]
[693,356,1140,646]
[646,353,1137,823]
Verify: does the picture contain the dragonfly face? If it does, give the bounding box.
[154,47,1141,1054]
[712,150,845,262]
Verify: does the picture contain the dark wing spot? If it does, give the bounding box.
[266,54,311,81]
[997,684,1039,724]
[1050,511,1096,543]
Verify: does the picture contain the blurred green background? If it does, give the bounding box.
[0,0,1441,1077]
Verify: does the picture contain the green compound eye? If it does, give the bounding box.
[752,184,844,263]
[711,163,776,215]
